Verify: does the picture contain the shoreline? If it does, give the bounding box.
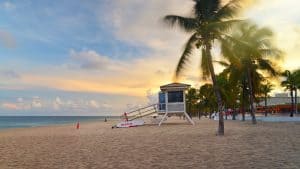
[0,116,119,132]
[1,115,300,132]
[0,118,299,169]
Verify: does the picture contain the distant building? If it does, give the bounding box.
[257,93,300,113]
[258,93,299,106]
[274,93,289,97]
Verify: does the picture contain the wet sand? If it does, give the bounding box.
[0,118,299,169]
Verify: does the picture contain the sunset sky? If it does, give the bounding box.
[0,0,299,115]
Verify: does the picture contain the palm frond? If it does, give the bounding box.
[174,33,198,79]
[206,19,243,33]
[215,60,230,67]
[258,59,277,76]
[164,15,197,32]
[194,0,221,20]
[259,48,283,59]
[215,0,240,20]
[219,36,241,66]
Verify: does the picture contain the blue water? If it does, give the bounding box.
[0,116,116,130]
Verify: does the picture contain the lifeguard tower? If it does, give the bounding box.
[158,83,194,126]
[114,82,194,128]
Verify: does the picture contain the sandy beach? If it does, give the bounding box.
[0,118,299,169]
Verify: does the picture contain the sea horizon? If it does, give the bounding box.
[0,116,119,130]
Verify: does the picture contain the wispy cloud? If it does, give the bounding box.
[0,0,299,115]
[0,30,16,48]
[69,49,112,70]
[1,1,16,10]
[245,0,300,70]
[0,70,20,79]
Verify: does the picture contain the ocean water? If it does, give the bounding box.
[0,116,117,130]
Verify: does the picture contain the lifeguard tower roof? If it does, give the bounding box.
[160,82,191,91]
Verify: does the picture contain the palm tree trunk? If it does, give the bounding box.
[241,81,246,121]
[232,111,236,120]
[295,88,298,114]
[247,67,257,124]
[205,43,224,135]
[232,105,236,120]
[264,93,268,117]
[290,89,294,117]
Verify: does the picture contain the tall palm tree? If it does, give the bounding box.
[164,0,241,135]
[259,81,274,116]
[199,84,217,118]
[281,70,299,117]
[216,73,240,119]
[294,69,300,114]
[220,22,281,124]
[218,61,247,121]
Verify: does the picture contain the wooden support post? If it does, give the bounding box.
[159,111,168,126]
[184,111,195,125]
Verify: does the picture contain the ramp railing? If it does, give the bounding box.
[123,104,158,121]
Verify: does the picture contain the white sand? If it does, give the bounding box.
[0,118,299,169]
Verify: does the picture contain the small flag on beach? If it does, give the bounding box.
[76,122,80,129]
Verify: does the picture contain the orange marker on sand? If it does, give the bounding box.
[76,122,80,129]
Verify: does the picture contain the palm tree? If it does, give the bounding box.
[186,87,199,117]
[216,73,240,119]
[163,0,241,135]
[281,70,300,117]
[259,82,274,116]
[220,22,281,124]
[294,69,300,114]
[199,84,217,118]
[218,61,247,120]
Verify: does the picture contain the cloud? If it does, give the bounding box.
[3,0,298,105]
[104,0,193,52]
[0,1,218,98]
[0,30,16,48]
[2,1,16,10]
[17,97,23,103]
[52,97,109,112]
[245,0,300,70]
[53,97,63,110]
[1,70,21,79]
[101,103,112,109]
[1,97,32,110]
[2,102,19,110]
[70,49,111,70]
[31,96,42,108]
[88,100,100,109]
[146,89,158,104]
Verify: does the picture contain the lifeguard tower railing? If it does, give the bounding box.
[123,104,158,121]
[158,102,185,113]
[121,102,186,121]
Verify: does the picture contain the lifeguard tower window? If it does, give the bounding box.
[168,91,183,103]
[159,92,166,111]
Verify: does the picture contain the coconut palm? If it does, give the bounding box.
[220,22,281,124]
[218,60,247,120]
[199,84,217,118]
[163,0,241,135]
[281,70,300,117]
[294,69,300,114]
[186,87,199,117]
[216,73,240,119]
[259,81,274,116]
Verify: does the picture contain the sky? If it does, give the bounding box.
[0,0,299,116]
